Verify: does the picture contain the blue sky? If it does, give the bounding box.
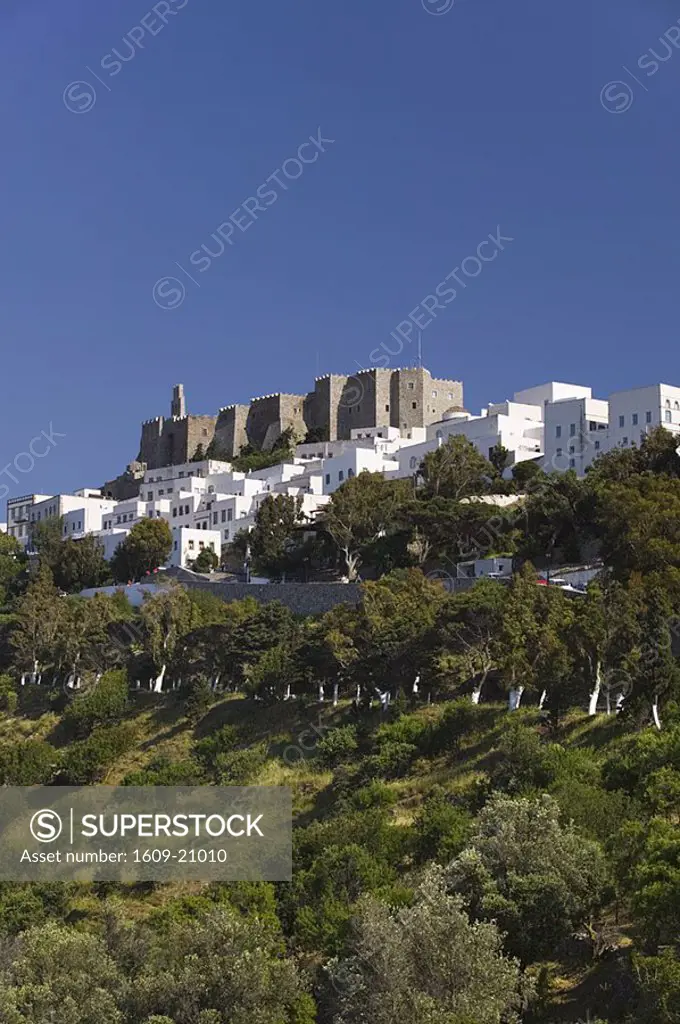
[1,0,679,498]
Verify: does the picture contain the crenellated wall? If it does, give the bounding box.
[134,370,464,470]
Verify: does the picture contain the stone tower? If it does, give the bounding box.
[171,384,186,419]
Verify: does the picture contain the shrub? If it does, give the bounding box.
[64,670,129,737]
[0,739,60,785]
[316,725,358,768]
[61,723,137,784]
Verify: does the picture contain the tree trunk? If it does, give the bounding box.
[332,682,339,707]
[508,686,525,711]
[539,689,547,709]
[471,669,489,705]
[318,683,325,702]
[588,660,602,716]
[153,664,166,693]
[652,699,662,731]
[284,683,291,700]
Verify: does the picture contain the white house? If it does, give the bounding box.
[169,526,221,568]
[543,395,609,474]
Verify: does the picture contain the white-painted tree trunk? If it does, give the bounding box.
[332,682,339,707]
[318,683,325,702]
[588,661,602,716]
[355,684,361,702]
[284,683,291,701]
[212,674,220,691]
[615,692,625,714]
[652,700,662,731]
[135,680,141,690]
[471,684,482,705]
[539,689,547,710]
[413,674,420,695]
[153,664,166,693]
[20,673,26,687]
[605,689,611,715]
[508,687,524,711]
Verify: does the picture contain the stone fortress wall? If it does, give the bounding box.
[135,367,464,470]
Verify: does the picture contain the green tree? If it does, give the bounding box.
[140,586,193,691]
[323,473,410,580]
[53,535,110,593]
[0,920,126,1024]
[326,867,525,1024]
[0,534,27,609]
[10,565,64,681]
[446,793,608,962]
[249,494,305,576]
[110,519,173,582]
[419,434,494,500]
[192,546,219,573]
[127,908,309,1024]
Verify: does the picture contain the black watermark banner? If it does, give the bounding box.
[0,787,291,881]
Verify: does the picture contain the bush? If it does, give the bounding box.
[60,723,137,783]
[0,674,16,713]
[429,700,487,756]
[0,739,60,785]
[123,756,205,786]
[365,741,418,780]
[64,670,129,737]
[412,787,472,863]
[214,744,268,785]
[316,725,358,768]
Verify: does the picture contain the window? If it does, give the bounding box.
[199,541,205,550]
[224,529,230,540]
[556,447,562,457]
[569,446,575,455]
[185,505,190,515]
[325,474,330,484]
[147,492,153,501]
[632,413,638,426]
[646,411,652,423]
[570,423,576,436]
[411,401,417,410]
[432,390,438,397]
[589,421,597,431]
[666,400,671,408]
[676,402,680,410]
[338,471,344,481]
[348,468,354,478]
[594,440,600,450]
[448,392,453,399]
[174,541,178,551]
[385,404,389,412]
[408,382,414,390]
[666,410,672,423]
[188,540,194,551]
[555,425,562,438]
[172,508,177,518]
[569,458,575,469]
[622,437,628,446]
[436,430,443,440]
[221,510,226,523]
[618,415,624,428]
[213,512,218,524]
[227,509,233,522]
[179,471,184,478]
[409,456,418,469]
